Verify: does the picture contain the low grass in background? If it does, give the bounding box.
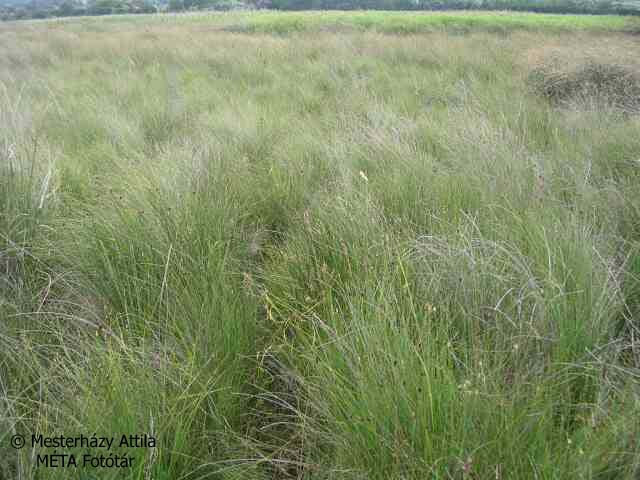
[30,10,640,34]
[1,12,640,480]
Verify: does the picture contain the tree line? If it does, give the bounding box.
[1,0,638,21]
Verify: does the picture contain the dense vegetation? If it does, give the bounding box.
[1,0,639,22]
[2,11,640,480]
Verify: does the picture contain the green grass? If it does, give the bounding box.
[23,10,640,34]
[218,10,638,34]
[1,12,640,480]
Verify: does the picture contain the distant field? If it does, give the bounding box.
[16,9,640,33]
[2,11,640,480]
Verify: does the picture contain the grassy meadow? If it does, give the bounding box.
[34,10,640,33]
[2,11,640,480]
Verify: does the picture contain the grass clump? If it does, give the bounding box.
[530,59,640,113]
[526,41,640,114]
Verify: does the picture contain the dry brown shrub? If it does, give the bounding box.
[524,37,640,113]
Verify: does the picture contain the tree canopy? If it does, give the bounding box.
[1,0,638,21]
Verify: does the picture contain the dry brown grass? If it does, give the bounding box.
[524,35,640,113]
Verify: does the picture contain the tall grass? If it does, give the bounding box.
[1,15,640,479]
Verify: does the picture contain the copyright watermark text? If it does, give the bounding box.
[9,433,156,469]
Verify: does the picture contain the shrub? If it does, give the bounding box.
[530,59,640,113]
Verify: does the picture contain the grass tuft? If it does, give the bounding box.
[529,56,640,114]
